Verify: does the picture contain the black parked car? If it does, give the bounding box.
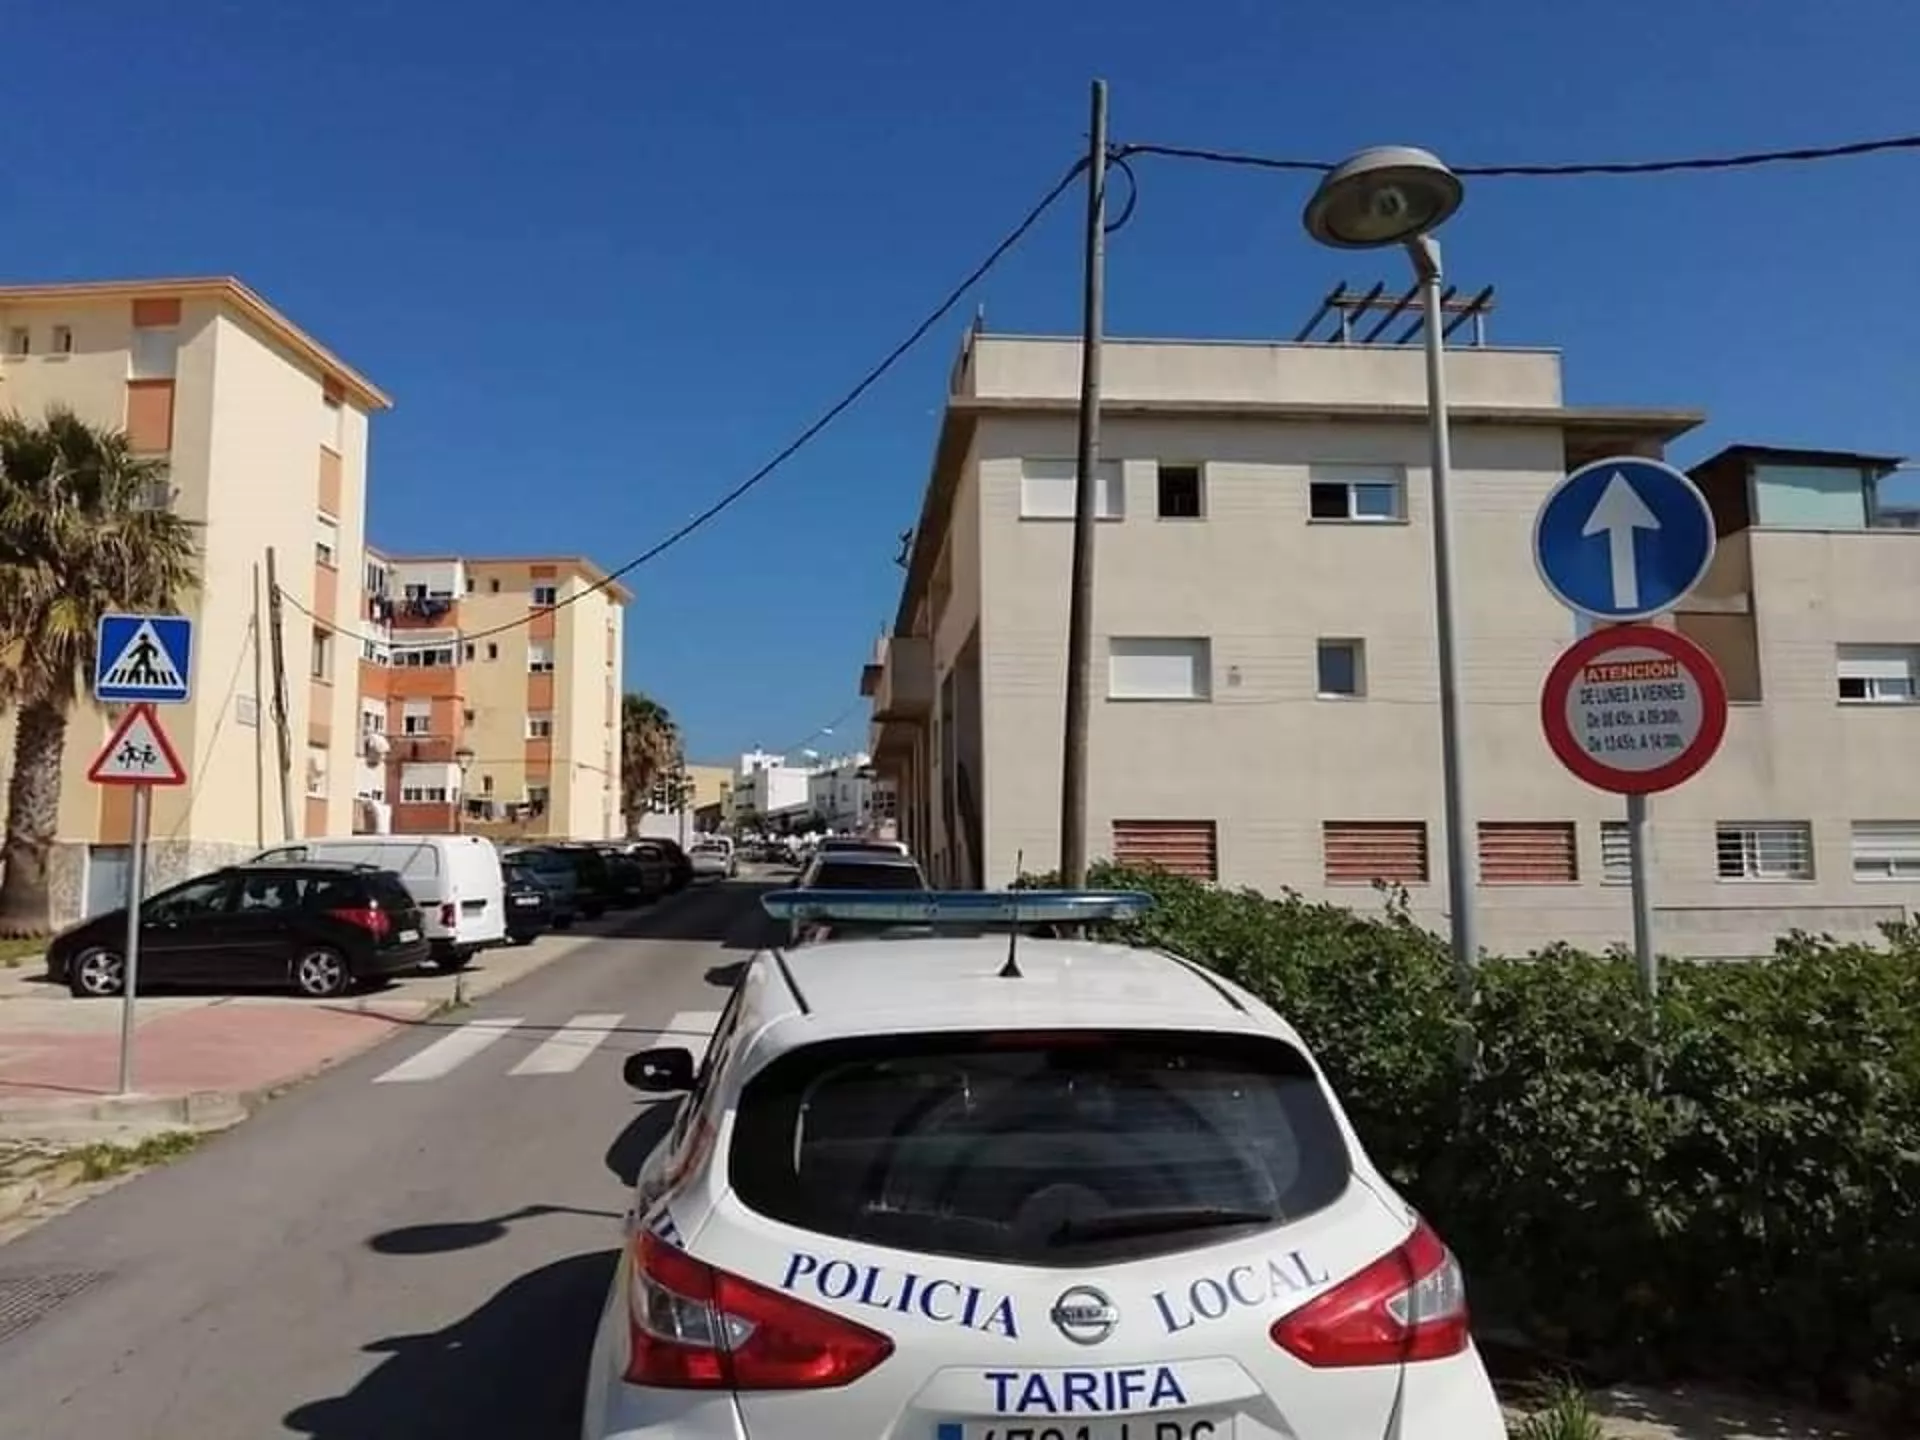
[48,862,430,999]
[502,861,554,945]
[542,845,616,918]
[645,837,695,892]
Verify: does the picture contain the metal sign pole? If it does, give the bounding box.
[117,783,152,1095]
[1625,791,1656,1000]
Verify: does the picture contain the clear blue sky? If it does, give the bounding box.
[8,1,1917,760]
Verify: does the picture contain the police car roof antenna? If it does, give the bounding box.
[998,851,1024,979]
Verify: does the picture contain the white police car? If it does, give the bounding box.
[581,889,1505,1440]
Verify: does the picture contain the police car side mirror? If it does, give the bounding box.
[624,1047,696,1093]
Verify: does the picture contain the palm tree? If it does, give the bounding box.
[620,692,680,831]
[0,408,199,935]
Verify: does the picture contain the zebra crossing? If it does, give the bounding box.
[371,1009,721,1085]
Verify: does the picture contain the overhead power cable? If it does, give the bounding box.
[280,156,1091,652]
[1113,130,1920,178]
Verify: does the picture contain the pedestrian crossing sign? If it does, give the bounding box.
[87,703,188,787]
[94,613,193,704]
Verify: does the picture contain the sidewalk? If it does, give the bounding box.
[0,913,637,1137]
[1505,1382,1877,1440]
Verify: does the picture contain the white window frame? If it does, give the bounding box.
[50,324,73,355]
[1599,821,1632,885]
[1316,637,1366,698]
[360,705,386,734]
[1307,463,1406,523]
[315,514,339,568]
[1850,821,1920,881]
[130,325,178,380]
[1020,458,1123,521]
[401,701,433,736]
[1107,637,1211,702]
[526,713,554,739]
[1715,821,1814,882]
[310,629,333,682]
[531,584,558,607]
[528,641,555,674]
[395,644,457,669]
[1835,643,1918,704]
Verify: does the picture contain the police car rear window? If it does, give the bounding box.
[729,1029,1350,1266]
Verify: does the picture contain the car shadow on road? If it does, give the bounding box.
[604,1100,676,1187]
[282,1247,616,1440]
[604,879,781,947]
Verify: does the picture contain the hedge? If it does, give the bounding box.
[1029,863,1920,1427]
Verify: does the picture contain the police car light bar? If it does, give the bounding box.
[759,888,1156,926]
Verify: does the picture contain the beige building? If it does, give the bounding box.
[0,277,388,925]
[862,328,1920,958]
[355,552,627,843]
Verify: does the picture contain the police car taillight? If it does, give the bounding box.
[624,1232,893,1390]
[1269,1218,1470,1367]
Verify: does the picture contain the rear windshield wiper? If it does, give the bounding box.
[1049,1206,1277,1244]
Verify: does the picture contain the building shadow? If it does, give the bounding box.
[282,1248,616,1440]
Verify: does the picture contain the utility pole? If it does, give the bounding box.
[263,547,296,841]
[1057,77,1109,889]
[252,562,267,848]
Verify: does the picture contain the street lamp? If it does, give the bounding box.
[453,745,476,835]
[1303,146,1479,996]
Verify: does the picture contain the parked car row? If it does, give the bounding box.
[46,830,718,1001]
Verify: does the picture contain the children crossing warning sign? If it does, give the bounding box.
[87,704,188,787]
[94,614,194,704]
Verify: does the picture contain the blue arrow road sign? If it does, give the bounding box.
[1532,456,1717,621]
[94,614,194,704]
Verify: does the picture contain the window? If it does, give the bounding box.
[464,575,476,594]
[310,629,333,681]
[462,642,475,661]
[1715,822,1814,881]
[4,327,28,356]
[463,707,476,726]
[1850,822,1920,881]
[1156,463,1203,519]
[322,392,343,452]
[360,706,385,734]
[728,1029,1350,1266]
[526,783,550,812]
[145,874,234,923]
[396,645,456,668]
[1323,821,1428,885]
[528,641,555,674]
[136,466,173,511]
[1020,457,1123,520]
[315,515,338,568]
[400,783,449,803]
[1307,464,1404,522]
[482,774,495,795]
[1316,638,1365,698]
[532,584,557,607]
[486,642,499,661]
[130,326,178,379]
[403,583,428,601]
[401,703,433,736]
[1599,821,1632,885]
[1112,820,1217,881]
[489,577,501,593]
[1477,823,1577,885]
[305,744,329,798]
[527,713,554,739]
[51,325,73,355]
[1108,637,1211,701]
[1836,644,1918,704]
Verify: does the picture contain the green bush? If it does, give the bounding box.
[1042,862,1920,1425]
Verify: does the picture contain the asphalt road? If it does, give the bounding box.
[0,875,781,1440]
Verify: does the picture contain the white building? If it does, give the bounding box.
[861,325,1920,959]
[732,750,811,825]
[807,753,878,831]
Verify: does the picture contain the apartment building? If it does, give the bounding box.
[860,326,1920,957]
[0,277,388,925]
[355,551,628,842]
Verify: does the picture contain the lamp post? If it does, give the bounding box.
[1303,146,1479,1000]
[453,745,476,835]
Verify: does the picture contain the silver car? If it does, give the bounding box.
[689,841,734,879]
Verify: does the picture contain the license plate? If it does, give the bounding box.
[513,896,540,906]
[397,929,419,943]
[943,1421,1230,1439]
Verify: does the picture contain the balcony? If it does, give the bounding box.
[869,634,932,722]
[392,733,464,764]
[388,594,459,629]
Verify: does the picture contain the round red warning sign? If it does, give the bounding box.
[1540,624,1729,795]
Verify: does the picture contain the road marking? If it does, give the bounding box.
[660,1010,722,1069]
[508,1013,626,1076]
[372,1017,524,1084]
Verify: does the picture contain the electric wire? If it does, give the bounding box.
[276,155,1092,654]
[1112,129,1920,178]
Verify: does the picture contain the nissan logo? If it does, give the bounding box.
[1050,1285,1119,1345]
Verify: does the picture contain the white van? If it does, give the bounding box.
[252,834,507,967]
